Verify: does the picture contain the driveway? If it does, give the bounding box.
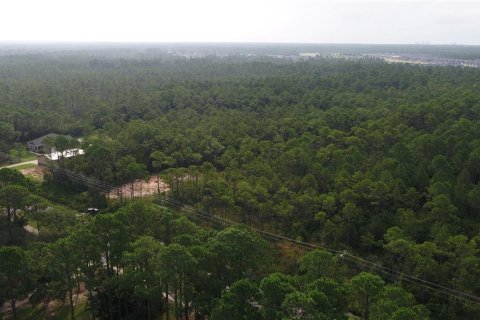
[0,159,38,169]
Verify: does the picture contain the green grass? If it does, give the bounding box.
[9,149,37,161]
[20,152,37,162]
[51,300,91,320]
[16,300,91,320]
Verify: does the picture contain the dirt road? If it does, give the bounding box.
[0,159,38,169]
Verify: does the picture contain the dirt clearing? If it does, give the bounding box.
[109,175,169,198]
[20,166,46,180]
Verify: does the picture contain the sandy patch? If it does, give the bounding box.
[24,225,39,235]
[20,166,46,180]
[109,175,169,199]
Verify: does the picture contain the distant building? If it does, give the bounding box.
[37,148,85,167]
[27,133,60,153]
[299,52,320,58]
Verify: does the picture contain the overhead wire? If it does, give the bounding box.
[44,165,480,306]
[155,194,480,306]
[342,253,480,303]
[339,255,480,306]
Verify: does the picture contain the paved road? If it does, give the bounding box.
[0,159,38,169]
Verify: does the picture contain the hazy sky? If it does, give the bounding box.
[1,0,479,44]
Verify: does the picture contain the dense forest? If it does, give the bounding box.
[1,45,480,319]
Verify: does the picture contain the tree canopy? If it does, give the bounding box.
[1,48,480,319]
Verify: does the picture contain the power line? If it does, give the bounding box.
[155,194,480,306]
[47,166,116,193]
[51,167,116,189]
[343,253,480,303]
[339,255,480,306]
[42,166,480,307]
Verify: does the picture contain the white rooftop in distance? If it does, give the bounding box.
[45,148,85,161]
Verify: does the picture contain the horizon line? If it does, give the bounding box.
[0,40,479,47]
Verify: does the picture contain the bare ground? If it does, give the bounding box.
[109,175,169,199]
[24,225,39,235]
[20,166,46,181]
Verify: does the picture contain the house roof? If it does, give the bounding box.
[45,148,85,161]
[28,133,59,146]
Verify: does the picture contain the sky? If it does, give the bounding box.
[1,0,479,45]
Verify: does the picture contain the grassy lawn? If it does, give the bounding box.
[51,300,91,320]
[20,153,38,162]
[16,300,91,320]
[9,148,37,161]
